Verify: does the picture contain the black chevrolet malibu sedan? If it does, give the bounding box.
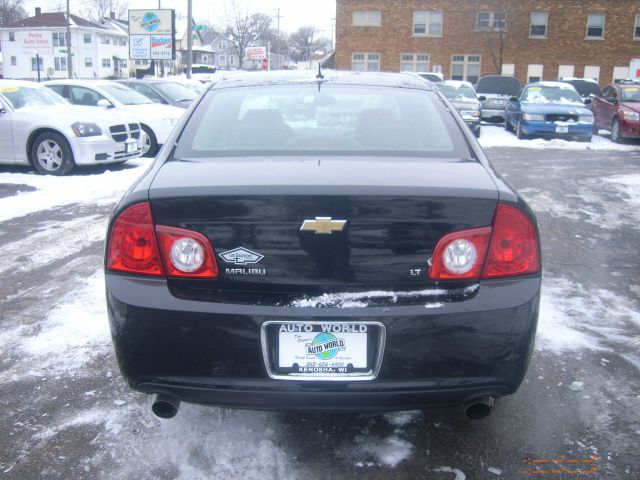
[105,70,541,420]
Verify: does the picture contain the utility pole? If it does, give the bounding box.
[273,8,283,70]
[66,0,73,78]
[186,0,193,79]
[159,0,165,77]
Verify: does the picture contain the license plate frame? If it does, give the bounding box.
[260,321,386,381]
[125,139,137,154]
[555,125,569,134]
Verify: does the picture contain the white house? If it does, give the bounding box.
[0,8,129,80]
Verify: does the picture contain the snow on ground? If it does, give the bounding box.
[0,158,151,223]
[479,125,640,151]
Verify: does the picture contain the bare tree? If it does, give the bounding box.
[288,26,330,62]
[79,0,128,21]
[476,0,521,75]
[45,0,66,13]
[224,1,272,69]
[0,0,26,27]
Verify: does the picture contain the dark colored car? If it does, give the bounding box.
[476,75,521,122]
[560,78,603,99]
[591,82,640,143]
[105,71,541,420]
[116,79,198,109]
[505,82,594,141]
[437,80,482,137]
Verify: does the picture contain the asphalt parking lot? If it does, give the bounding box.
[0,135,639,479]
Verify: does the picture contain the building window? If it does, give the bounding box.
[352,11,381,26]
[84,34,91,44]
[352,53,380,72]
[85,57,93,67]
[9,32,15,41]
[54,57,67,71]
[101,36,110,45]
[413,11,443,36]
[31,57,44,71]
[451,55,481,84]
[53,32,66,47]
[476,11,506,31]
[557,65,575,79]
[10,56,17,66]
[502,64,515,76]
[219,40,227,50]
[530,12,548,37]
[229,56,234,65]
[400,53,429,72]
[219,54,226,65]
[102,58,111,68]
[586,13,605,39]
[584,65,600,82]
[634,14,640,39]
[527,64,543,83]
[612,66,630,82]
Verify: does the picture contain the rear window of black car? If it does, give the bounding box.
[563,80,602,98]
[476,76,520,95]
[174,84,472,159]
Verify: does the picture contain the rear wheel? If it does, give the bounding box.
[31,131,75,176]
[516,119,527,139]
[592,122,599,135]
[610,118,623,143]
[141,125,158,157]
[504,115,513,132]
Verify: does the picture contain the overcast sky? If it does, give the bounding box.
[26,0,337,37]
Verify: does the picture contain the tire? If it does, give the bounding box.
[592,122,599,136]
[31,131,75,175]
[579,135,592,143]
[141,125,158,157]
[504,115,513,132]
[610,118,623,143]
[516,119,527,139]
[474,127,481,138]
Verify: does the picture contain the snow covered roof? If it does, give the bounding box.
[4,12,106,30]
[528,81,576,89]
[559,77,599,84]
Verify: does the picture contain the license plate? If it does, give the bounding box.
[556,125,569,133]
[261,321,386,381]
[125,140,137,153]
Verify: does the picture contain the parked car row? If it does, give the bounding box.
[0,77,208,175]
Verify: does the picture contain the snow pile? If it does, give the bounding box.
[603,174,640,208]
[383,410,422,428]
[351,434,414,467]
[434,466,467,479]
[0,158,150,222]
[479,125,639,150]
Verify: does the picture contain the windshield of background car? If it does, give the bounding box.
[620,86,640,102]
[101,84,153,105]
[522,86,583,104]
[174,84,471,159]
[565,80,602,98]
[155,82,197,102]
[182,82,205,94]
[0,85,68,109]
[418,73,443,83]
[439,84,477,101]
[476,76,520,95]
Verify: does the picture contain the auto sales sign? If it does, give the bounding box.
[128,9,175,60]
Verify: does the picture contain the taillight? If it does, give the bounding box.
[428,203,540,281]
[156,225,218,278]
[106,202,219,279]
[482,203,540,278]
[428,227,491,280]
[107,202,164,276]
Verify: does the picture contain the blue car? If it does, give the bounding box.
[505,82,594,141]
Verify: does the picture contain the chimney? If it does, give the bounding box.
[35,7,42,16]
[110,11,115,19]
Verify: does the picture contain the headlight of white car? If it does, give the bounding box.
[460,110,481,118]
[71,122,102,137]
[578,115,593,123]
[522,113,545,121]
[622,111,640,121]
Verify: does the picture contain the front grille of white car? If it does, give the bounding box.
[109,123,142,143]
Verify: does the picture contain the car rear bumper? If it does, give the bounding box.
[521,120,593,137]
[481,108,506,121]
[71,135,144,165]
[106,273,540,411]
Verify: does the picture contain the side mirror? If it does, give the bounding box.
[583,98,592,105]
[605,97,617,104]
[0,107,6,115]
[509,96,519,102]
[97,99,112,108]
[477,95,486,101]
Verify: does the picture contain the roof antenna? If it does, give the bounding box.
[316,63,324,80]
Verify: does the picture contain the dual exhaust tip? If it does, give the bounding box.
[150,393,495,420]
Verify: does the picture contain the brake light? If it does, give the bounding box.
[107,202,164,276]
[156,225,218,278]
[482,204,540,278]
[428,204,539,281]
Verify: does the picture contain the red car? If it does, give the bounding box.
[591,82,640,142]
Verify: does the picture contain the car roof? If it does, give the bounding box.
[44,79,120,88]
[442,80,474,88]
[0,79,44,88]
[526,81,577,90]
[119,78,173,84]
[212,70,434,91]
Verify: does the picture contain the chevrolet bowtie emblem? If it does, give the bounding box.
[300,217,347,234]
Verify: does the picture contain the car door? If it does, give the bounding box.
[0,96,15,162]
[597,86,618,129]
[68,86,107,107]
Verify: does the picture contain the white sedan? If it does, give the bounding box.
[0,80,145,175]
[44,80,184,156]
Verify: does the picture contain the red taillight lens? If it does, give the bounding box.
[156,225,219,278]
[107,202,164,276]
[428,227,492,280]
[482,204,540,278]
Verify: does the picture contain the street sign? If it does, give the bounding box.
[193,25,208,31]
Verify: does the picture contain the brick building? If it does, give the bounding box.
[335,0,640,85]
